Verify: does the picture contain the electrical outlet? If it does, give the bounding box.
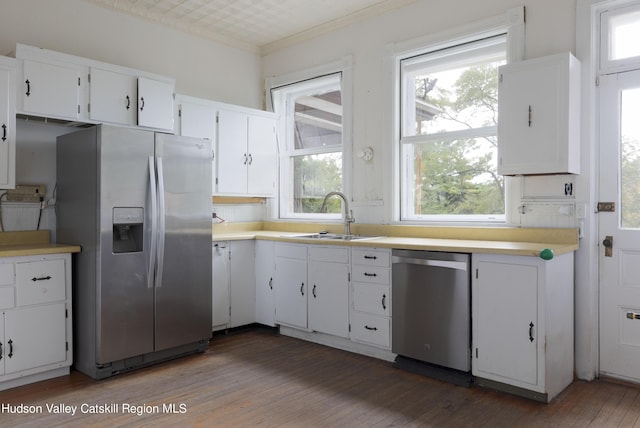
[5,184,46,202]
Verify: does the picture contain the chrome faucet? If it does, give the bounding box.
[320,191,355,236]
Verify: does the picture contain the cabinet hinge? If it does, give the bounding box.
[88,73,91,84]
[78,105,80,114]
[66,341,69,351]
[596,76,600,87]
[178,108,182,118]
[348,272,351,282]
[475,268,478,279]
[348,324,351,332]
[88,103,91,113]
[65,308,68,318]
[475,347,478,358]
[499,73,503,83]
[78,77,81,86]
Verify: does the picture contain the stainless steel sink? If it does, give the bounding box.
[285,233,381,241]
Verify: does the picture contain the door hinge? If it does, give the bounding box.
[596,202,615,213]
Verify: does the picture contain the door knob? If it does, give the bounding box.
[603,235,613,257]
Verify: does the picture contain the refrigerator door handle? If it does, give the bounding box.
[156,157,166,288]
[148,156,158,289]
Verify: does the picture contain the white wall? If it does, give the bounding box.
[263,0,577,224]
[0,0,263,109]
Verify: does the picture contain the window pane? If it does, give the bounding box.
[405,61,503,137]
[405,137,503,216]
[609,10,640,61]
[621,88,640,228]
[292,153,342,214]
[294,89,342,150]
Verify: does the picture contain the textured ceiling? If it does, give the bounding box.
[83,0,415,54]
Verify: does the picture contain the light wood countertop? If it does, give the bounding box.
[0,231,81,257]
[212,222,579,258]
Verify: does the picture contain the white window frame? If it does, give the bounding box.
[266,57,353,220]
[387,6,525,224]
[599,2,640,74]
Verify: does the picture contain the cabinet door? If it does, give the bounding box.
[229,240,256,328]
[89,67,137,126]
[352,283,390,317]
[22,59,81,120]
[0,314,4,375]
[274,256,307,329]
[4,303,67,374]
[255,240,275,327]
[497,53,579,175]
[212,242,230,329]
[247,114,277,196]
[0,62,15,189]
[473,259,538,386]
[137,76,174,132]
[308,260,349,338]
[216,109,248,194]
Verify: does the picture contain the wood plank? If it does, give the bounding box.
[1,327,640,426]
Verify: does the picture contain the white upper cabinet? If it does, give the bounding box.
[89,67,137,125]
[14,44,175,132]
[497,53,581,175]
[21,59,83,121]
[216,107,278,197]
[136,76,174,131]
[0,57,16,189]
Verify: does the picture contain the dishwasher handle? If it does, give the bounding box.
[391,256,468,271]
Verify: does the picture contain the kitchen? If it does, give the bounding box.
[0,0,638,425]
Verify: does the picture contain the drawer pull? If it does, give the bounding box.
[268,277,273,290]
[364,255,377,260]
[364,325,378,331]
[363,272,377,277]
[300,282,304,296]
[7,339,13,358]
[312,284,317,298]
[31,275,52,282]
[382,294,386,310]
[0,340,2,360]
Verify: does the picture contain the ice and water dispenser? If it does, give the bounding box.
[112,207,144,254]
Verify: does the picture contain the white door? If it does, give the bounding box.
[212,242,230,329]
[247,115,278,196]
[137,76,174,132]
[22,60,81,120]
[274,256,307,329]
[599,69,640,382]
[89,67,137,126]
[308,260,349,338]
[216,109,248,194]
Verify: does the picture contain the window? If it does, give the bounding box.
[271,72,346,219]
[601,3,640,73]
[399,35,507,221]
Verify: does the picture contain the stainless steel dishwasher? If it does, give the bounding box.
[392,249,471,373]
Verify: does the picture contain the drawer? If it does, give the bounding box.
[275,243,307,260]
[353,282,390,316]
[0,286,14,309]
[352,247,390,267]
[16,259,67,306]
[352,265,390,285]
[0,263,14,285]
[350,312,390,348]
[309,246,349,263]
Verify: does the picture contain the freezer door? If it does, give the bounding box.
[97,126,156,364]
[154,134,212,351]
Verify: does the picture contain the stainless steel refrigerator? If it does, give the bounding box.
[56,124,212,379]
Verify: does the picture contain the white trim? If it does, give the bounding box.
[388,6,524,224]
[266,57,353,220]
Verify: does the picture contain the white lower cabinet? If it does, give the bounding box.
[350,247,391,349]
[254,240,275,327]
[0,253,72,391]
[471,252,574,402]
[274,243,308,329]
[212,240,256,331]
[274,243,350,337]
[308,246,349,338]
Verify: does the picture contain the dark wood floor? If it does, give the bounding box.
[1,327,640,427]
